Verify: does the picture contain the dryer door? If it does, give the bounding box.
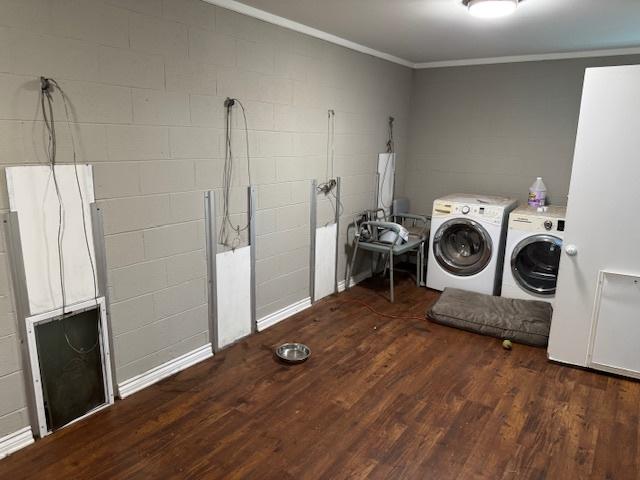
[433,218,493,276]
[511,234,562,295]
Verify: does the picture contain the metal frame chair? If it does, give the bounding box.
[347,212,429,302]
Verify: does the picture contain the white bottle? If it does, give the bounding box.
[528,177,547,207]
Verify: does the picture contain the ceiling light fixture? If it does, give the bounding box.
[462,0,519,19]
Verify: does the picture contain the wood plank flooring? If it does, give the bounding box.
[1,275,639,479]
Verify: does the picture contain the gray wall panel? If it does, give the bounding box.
[405,55,640,214]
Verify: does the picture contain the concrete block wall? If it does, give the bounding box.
[0,0,412,438]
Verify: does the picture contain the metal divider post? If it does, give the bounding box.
[334,177,341,294]
[249,185,257,333]
[309,180,317,303]
[204,191,218,351]
[90,204,117,401]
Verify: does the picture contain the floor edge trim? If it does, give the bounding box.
[257,297,311,332]
[0,426,34,460]
[117,343,213,399]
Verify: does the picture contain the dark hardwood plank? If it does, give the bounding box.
[0,274,639,479]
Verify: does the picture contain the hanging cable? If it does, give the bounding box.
[220,97,252,249]
[317,109,342,224]
[317,109,336,195]
[48,78,99,308]
[40,78,67,315]
[39,77,100,355]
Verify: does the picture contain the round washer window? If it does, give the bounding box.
[511,235,562,296]
[433,218,493,276]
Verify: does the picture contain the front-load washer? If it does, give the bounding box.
[427,194,518,295]
[501,205,566,302]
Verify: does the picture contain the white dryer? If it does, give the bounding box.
[427,194,517,295]
[502,206,566,302]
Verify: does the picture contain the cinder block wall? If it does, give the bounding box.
[0,0,412,437]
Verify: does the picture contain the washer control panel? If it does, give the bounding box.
[432,201,505,225]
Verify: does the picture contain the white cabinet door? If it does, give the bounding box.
[548,65,640,372]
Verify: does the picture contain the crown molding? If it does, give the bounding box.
[414,47,640,69]
[204,1,640,71]
[202,0,414,68]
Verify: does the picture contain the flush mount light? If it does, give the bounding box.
[462,0,519,19]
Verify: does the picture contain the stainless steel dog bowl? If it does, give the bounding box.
[275,343,310,364]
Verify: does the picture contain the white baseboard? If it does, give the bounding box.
[0,427,34,459]
[117,343,213,399]
[256,272,369,333]
[117,273,368,399]
[257,297,311,332]
[338,271,371,293]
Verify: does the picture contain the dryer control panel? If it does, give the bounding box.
[433,200,506,225]
[509,214,566,232]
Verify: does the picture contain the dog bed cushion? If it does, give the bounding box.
[427,288,553,347]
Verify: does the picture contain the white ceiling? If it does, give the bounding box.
[219,0,640,65]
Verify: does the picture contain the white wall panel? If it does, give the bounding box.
[216,246,252,348]
[314,223,336,301]
[6,165,97,315]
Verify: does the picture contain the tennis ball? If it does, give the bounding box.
[502,339,513,350]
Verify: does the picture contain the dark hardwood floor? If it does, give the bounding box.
[1,275,639,479]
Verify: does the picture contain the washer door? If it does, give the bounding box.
[433,218,493,276]
[511,234,562,296]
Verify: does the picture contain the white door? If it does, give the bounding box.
[548,65,640,371]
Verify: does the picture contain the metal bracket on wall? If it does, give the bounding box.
[3,212,39,438]
[89,203,118,399]
[249,185,257,334]
[309,179,317,303]
[334,177,341,294]
[204,191,218,352]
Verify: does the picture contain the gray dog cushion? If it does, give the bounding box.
[427,288,553,347]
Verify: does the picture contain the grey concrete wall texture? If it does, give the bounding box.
[0,0,412,438]
[405,54,640,214]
